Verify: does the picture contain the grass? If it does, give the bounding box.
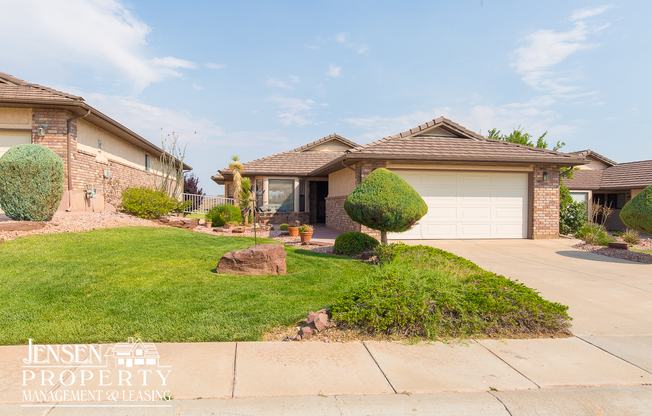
[0,227,372,345]
[184,213,205,219]
[632,249,652,255]
[332,244,571,338]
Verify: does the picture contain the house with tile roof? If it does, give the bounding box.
[104,337,160,368]
[564,150,652,231]
[0,71,191,214]
[213,117,588,240]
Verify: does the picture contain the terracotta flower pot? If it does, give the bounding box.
[288,226,299,237]
[299,231,313,243]
[205,221,212,228]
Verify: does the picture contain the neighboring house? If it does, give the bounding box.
[564,150,652,231]
[0,71,191,213]
[213,117,587,240]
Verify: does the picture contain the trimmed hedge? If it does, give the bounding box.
[121,187,182,219]
[333,231,380,256]
[620,185,652,234]
[0,144,64,221]
[206,203,242,226]
[344,168,427,240]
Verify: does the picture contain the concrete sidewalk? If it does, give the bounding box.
[2,336,652,414]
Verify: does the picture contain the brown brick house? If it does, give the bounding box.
[0,72,191,213]
[564,150,652,231]
[214,117,588,240]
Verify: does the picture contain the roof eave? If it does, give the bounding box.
[309,153,588,176]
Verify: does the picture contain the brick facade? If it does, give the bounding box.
[29,108,156,212]
[532,165,560,239]
[325,160,387,237]
[257,212,309,225]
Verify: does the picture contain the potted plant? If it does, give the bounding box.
[299,224,314,242]
[288,220,300,237]
[205,221,212,228]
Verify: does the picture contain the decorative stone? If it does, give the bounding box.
[0,222,46,232]
[156,216,199,229]
[299,326,313,340]
[215,243,287,275]
[232,226,246,233]
[608,241,629,250]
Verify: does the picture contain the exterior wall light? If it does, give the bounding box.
[37,124,47,137]
[543,171,549,181]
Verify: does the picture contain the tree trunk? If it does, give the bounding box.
[381,230,388,245]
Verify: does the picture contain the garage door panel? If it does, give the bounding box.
[459,173,491,187]
[422,172,457,186]
[427,207,457,220]
[0,131,31,158]
[389,170,529,240]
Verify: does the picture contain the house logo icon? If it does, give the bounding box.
[104,337,160,368]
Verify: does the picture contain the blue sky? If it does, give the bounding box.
[1,0,649,195]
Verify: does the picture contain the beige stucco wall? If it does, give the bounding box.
[577,157,610,170]
[309,141,351,152]
[328,168,356,197]
[77,119,150,171]
[631,188,645,199]
[0,108,32,129]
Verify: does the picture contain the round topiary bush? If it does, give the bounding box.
[344,168,428,244]
[333,231,380,256]
[279,223,289,231]
[0,144,64,221]
[620,185,652,234]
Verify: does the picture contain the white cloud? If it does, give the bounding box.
[333,32,369,54]
[0,0,196,90]
[192,84,203,90]
[343,110,436,143]
[335,32,347,43]
[268,96,317,126]
[512,6,612,96]
[266,77,292,89]
[288,75,300,84]
[327,64,341,78]
[570,5,613,21]
[58,87,224,145]
[152,56,197,69]
[204,63,226,69]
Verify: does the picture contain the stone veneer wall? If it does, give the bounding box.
[532,165,560,239]
[257,212,309,225]
[31,108,156,212]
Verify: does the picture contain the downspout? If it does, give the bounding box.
[65,109,91,211]
[341,159,357,173]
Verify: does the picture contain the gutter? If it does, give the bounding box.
[65,109,91,211]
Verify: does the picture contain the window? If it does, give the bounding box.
[226,183,234,199]
[569,192,588,203]
[256,179,263,208]
[98,139,103,151]
[268,179,294,212]
[145,154,150,172]
[299,180,306,212]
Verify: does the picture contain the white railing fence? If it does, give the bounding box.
[182,193,234,214]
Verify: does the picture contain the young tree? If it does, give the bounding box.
[154,131,188,200]
[487,127,565,151]
[344,168,428,245]
[620,185,652,234]
[229,155,243,204]
[183,172,204,212]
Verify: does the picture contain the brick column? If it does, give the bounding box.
[532,165,560,239]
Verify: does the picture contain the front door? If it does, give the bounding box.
[315,181,328,223]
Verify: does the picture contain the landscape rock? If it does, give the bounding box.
[232,226,246,233]
[156,216,199,230]
[215,243,287,275]
[294,309,331,340]
[0,222,46,232]
[608,241,629,250]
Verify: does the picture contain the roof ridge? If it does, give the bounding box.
[0,71,83,101]
[290,133,359,153]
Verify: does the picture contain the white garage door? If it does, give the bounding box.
[388,170,529,239]
[0,131,31,158]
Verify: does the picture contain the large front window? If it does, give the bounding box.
[268,179,294,212]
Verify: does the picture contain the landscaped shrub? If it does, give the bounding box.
[279,223,289,231]
[121,187,185,219]
[620,185,652,234]
[205,203,242,226]
[559,185,587,235]
[344,168,428,244]
[622,228,640,245]
[576,223,615,246]
[333,231,380,256]
[0,144,64,221]
[331,244,571,338]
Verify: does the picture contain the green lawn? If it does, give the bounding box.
[184,213,205,219]
[0,227,372,345]
[632,249,652,255]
